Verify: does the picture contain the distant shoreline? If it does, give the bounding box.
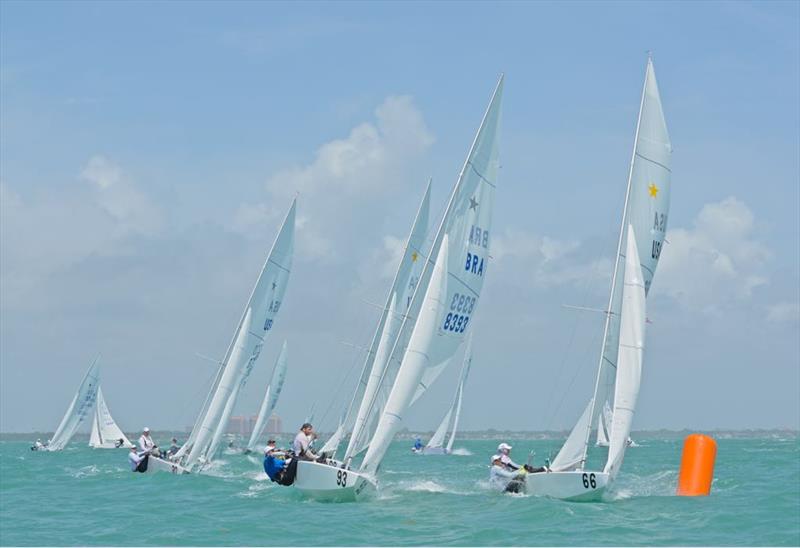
[2,428,797,441]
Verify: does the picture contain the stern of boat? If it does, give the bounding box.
[525,470,608,501]
[293,460,377,502]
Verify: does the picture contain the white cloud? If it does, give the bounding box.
[1,157,163,308]
[654,197,771,313]
[80,155,163,236]
[492,228,609,289]
[232,95,435,263]
[766,301,800,323]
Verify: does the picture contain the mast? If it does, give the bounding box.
[579,57,650,468]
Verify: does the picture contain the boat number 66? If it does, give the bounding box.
[336,469,348,488]
[582,473,597,489]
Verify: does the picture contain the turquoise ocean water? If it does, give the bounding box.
[1,434,798,546]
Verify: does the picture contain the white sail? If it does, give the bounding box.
[426,408,453,450]
[184,199,295,468]
[320,414,347,455]
[604,227,646,478]
[89,387,133,448]
[427,334,473,452]
[550,400,592,472]
[343,182,431,461]
[246,341,288,451]
[360,76,502,475]
[47,358,100,451]
[595,401,612,446]
[590,58,671,444]
[446,336,473,453]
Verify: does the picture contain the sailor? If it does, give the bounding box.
[31,439,45,451]
[293,423,321,462]
[489,454,526,493]
[413,438,423,452]
[167,438,180,456]
[138,427,159,457]
[263,440,298,486]
[497,442,520,470]
[129,446,149,473]
[114,438,125,448]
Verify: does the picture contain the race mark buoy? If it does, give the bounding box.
[677,433,716,496]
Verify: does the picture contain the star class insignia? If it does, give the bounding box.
[648,183,659,198]
[411,251,418,262]
[469,196,479,210]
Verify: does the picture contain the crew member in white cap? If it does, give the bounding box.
[497,442,520,470]
[138,427,159,456]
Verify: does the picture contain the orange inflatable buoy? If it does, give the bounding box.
[676,433,717,496]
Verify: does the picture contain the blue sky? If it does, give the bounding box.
[1,1,798,434]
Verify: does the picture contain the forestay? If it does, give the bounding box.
[343,182,431,461]
[89,387,133,448]
[604,227,646,478]
[246,341,288,452]
[47,358,100,451]
[184,199,295,469]
[360,76,502,475]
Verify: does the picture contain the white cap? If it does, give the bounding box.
[491,454,503,462]
[498,442,512,451]
[143,427,150,432]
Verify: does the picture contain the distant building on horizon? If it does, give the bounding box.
[266,414,282,435]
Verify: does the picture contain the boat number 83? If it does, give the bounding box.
[582,473,597,489]
[336,469,348,488]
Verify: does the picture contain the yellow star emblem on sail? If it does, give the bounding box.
[411,251,418,262]
[648,183,659,198]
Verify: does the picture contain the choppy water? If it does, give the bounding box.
[1,434,798,546]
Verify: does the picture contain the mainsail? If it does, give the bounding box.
[604,227,646,478]
[47,358,100,451]
[342,181,431,461]
[183,199,295,469]
[89,386,133,448]
[246,341,289,452]
[360,75,502,475]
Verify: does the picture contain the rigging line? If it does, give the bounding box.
[317,301,377,431]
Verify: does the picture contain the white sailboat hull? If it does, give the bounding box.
[141,456,189,475]
[293,461,377,502]
[414,447,448,455]
[523,470,609,501]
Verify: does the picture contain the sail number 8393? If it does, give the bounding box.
[442,292,476,333]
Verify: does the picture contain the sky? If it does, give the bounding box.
[1,1,798,435]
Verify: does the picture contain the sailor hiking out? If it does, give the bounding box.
[129,445,149,473]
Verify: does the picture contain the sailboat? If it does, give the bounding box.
[155,198,295,474]
[518,57,671,500]
[416,334,473,455]
[41,358,100,451]
[245,341,288,453]
[595,402,637,448]
[89,387,134,449]
[287,75,502,501]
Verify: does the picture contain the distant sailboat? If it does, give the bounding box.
[595,402,636,448]
[286,75,502,501]
[417,334,474,455]
[43,358,100,451]
[245,341,288,453]
[89,387,134,449]
[516,57,670,500]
